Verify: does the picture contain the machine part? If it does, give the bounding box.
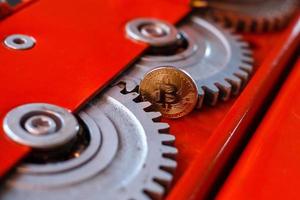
[0,84,177,200]
[3,103,79,149]
[205,0,299,32]
[126,18,180,47]
[24,115,57,136]
[139,66,198,118]
[120,16,253,108]
[4,34,36,50]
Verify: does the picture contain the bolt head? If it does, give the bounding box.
[24,115,57,136]
[140,23,167,38]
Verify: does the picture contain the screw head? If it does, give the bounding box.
[24,115,57,136]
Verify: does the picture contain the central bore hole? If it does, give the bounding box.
[13,38,26,45]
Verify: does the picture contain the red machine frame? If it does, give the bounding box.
[0,1,299,199]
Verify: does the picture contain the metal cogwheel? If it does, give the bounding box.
[205,0,299,32]
[0,84,177,200]
[120,16,253,108]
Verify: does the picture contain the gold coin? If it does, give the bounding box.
[190,0,208,8]
[139,66,198,119]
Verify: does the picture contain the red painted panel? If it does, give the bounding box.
[0,0,190,177]
[217,58,300,200]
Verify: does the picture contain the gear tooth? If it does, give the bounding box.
[195,88,204,109]
[116,76,139,92]
[242,49,253,57]
[234,70,249,84]
[216,80,232,101]
[125,80,139,92]
[159,134,175,145]
[203,83,219,106]
[275,17,285,30]
[227,17,236,28]
[153,169,173,190]
[117,82,127,91]
[155,169,173,184]
[255,18,264,33]
[129,91,139,97]
[125,91,140,102]
[156,122,170,133]
[144,181,165,200]
[161,158,177,172]
[244,19,253,32]
[226,75,242,95]
[239,41,250,49]
[148,112,162,122]
[272,17,280,30]
[242,56,254,65]
[196,94,204,109]
[232,34,243,41]
[161,146,178,158]
[240,63,253,74]
[138,101,153,109]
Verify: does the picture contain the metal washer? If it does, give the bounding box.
[4,34,36,50]
[126,18,180,47]
[3,103,79,149]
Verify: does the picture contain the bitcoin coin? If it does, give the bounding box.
[139,66,198,118]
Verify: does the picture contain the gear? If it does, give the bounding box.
[119,16,253,108]
[205,0,299,32]
[0,84,177,200]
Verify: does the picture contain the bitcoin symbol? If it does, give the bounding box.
[155,78,179,109]
[139,66,198,118]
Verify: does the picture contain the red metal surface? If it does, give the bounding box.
[0,0,190,177]
[166,14,300,200]
[1,1,300,199]
[216,57,300,200]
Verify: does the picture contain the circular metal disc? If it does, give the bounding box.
[126,18,180,47]
[4,34,36,50]
[3,103,79,149]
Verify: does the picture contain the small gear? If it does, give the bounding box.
[119,16,253,108]
[0,84,177,200]
[205,0,299,32]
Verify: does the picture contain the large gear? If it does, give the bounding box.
[205,0,299,32]
[0,84,177,200]
[120,16,253,108]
